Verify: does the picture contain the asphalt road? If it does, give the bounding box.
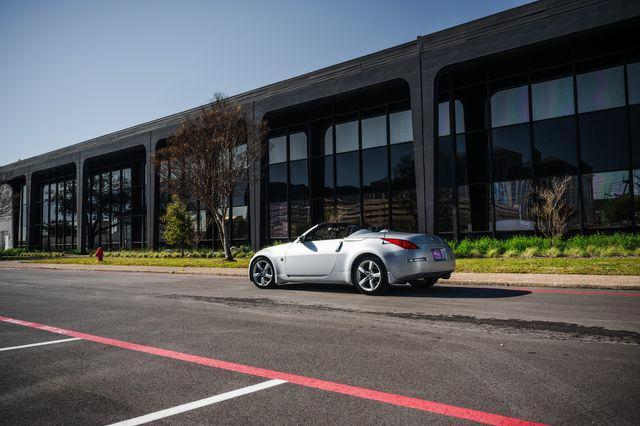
[0,268,639,425]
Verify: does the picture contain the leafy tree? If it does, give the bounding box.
[161,195,195,257]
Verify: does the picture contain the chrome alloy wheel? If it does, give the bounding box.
[356,259,382,292]
[253,259,273,287]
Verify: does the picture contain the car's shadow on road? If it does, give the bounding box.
[274,283,531,298]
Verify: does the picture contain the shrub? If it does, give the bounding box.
[544,247,563,258]
[522,247,540,258]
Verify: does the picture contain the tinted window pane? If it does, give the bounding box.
[335,119,358,153]
[437,186,453,234]
[629,62,640,105]
[290,199,310,238]
[362,147,388,192]
[437,136,453,187]
[390,142,415,191]
[579,108,628,173]
[289,159,308,200]
[492,123,532,181]
[269,202,288,238]
[635,169,640,223]
[491,85,529,127]
[289,132,307,161]
[336,151,360,224]
[310,156,332,199]
[390,110,412,144]
[438,102,450,136]
[457,131,489,184]
[531,77,574,120]
[577,66,625,113]
[392,191,417,233]
[631,105,640,169]
[533,116,578,176]
[582,170,632,228]
[231,205,248,240]
[458,183,493,233]
[362,114,386,149]
[269,136,287,164]
[336,151,359,191]
[455,100,465,133]
[363,192,389,229]
[268,163,287,202]
[493,180,535,231]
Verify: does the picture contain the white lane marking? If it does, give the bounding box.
[107,379,287,426]
[0,337,82,352]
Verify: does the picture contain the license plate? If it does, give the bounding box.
[431,248,446,261]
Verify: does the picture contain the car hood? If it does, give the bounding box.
[254,242,292,258]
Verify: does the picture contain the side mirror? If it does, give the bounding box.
[296,235,306,243]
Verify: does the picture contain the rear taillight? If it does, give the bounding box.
[382,238,419,250]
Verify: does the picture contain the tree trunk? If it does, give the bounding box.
[219,218,234,261]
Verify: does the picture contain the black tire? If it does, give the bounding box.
[408,277,438,289]
[352,255,389,295]
[250,257,277,289]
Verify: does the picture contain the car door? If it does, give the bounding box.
[285,224,344,277]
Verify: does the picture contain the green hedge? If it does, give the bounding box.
[448,234,640,258]
[103,244,255,259]
[0,248,65,259]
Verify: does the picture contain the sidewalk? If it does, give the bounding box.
[1,260,639,290]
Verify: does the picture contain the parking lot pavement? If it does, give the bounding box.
[1,268,639,425]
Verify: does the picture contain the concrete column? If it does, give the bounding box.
[145,142,158,250]
[75,158,86,253]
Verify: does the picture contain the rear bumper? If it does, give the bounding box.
[383,247,455,284]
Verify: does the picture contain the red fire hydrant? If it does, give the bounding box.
[95,246,104,262]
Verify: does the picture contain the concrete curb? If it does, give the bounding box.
[1,261,639,290]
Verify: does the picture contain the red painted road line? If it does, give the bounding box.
[0,315,546,426]
[518,288,640,297]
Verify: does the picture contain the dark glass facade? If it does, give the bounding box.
[32,170,77,250]
[436,29,640,238]
[87,158,145,250]
[266,82,417,241]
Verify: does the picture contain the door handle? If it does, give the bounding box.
[335,241,343,252]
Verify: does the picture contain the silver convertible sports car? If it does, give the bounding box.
[248,223,455,295]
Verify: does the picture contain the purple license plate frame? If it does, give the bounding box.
[431,248,446,261]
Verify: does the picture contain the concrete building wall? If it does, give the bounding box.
[0,0,638,251]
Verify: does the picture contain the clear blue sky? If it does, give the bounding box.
[0,0,531,165]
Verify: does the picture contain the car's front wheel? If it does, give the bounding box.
[250,257,276,289]
[353,256,389,295]
[408,277,438,289]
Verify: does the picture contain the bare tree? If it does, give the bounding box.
[156,94,267,260]
[531,176,574,245]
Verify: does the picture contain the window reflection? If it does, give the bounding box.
[390,110,413,144]
[582,170,632,228]
[269,136,287,164]
[579,108,628,173]
[492,123,532,181]
[577,66,625,113]
[493,180,535,231]
[533,116,578,176]
[491,85,529,128]
[458,183,493,233]
[629,62,640,105]
[335,119,358,153]
[532,77,574,120]
[362,114,386,149]
[289,132,307,161]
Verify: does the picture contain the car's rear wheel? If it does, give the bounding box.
[251,258,276,289]
[408,277,438,289]
[353,255,389,295]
